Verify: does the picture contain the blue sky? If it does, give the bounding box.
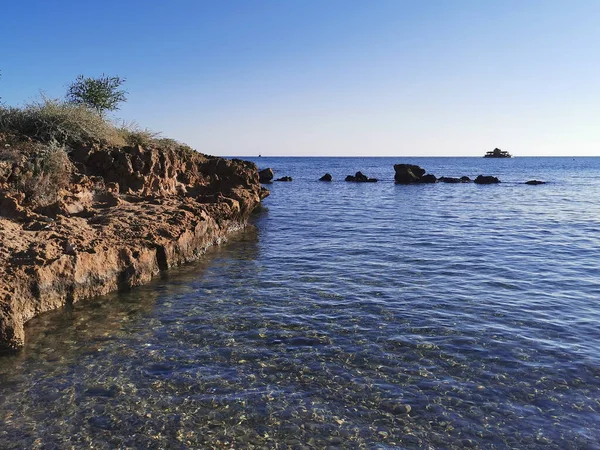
[1,0,599,156]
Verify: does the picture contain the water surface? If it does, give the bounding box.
[1,157,599,448]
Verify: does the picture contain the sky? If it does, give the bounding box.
[1,0,599,156]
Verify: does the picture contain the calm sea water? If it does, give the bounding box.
[1,157,600,449]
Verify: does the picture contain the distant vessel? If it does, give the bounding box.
[484,148,512,158]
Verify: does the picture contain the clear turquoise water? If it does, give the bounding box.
[1,157,599,448]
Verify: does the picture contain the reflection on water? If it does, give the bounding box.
[1,157,600,449]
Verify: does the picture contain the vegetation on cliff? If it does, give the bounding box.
[0,76,267,352]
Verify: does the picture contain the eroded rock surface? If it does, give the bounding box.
[0,140,267,352]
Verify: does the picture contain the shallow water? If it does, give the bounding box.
[1,157,600,448]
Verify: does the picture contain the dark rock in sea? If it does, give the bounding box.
[259,168,274,183]
[474,175,500,184]
[420,174,437,183]
[274,176,292,182]
[525,180,545,185]
[394,164,426,184]
[438,177,461,183]
[345,171,377,182]
[319,173,332,182]
[460,176,471,182]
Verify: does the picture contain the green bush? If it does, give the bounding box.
[66,74,127,115]
[0,97,125,147]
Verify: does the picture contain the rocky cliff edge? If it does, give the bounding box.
[0,136,268,352]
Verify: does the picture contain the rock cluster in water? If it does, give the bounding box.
[345,171,377,182]
[0,139,267,352]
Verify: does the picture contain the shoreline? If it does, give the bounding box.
[0,141,267,352]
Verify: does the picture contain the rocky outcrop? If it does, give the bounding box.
[438,176,471,183]
[474,175,501,184]
[0,141,267,352]
[274,176,292,182]
[345,172,377,182]
[259,168,274,184]
[394,164,436,184]
[525,180,545,185]
[420,174,437,183]
[319,173,332,182]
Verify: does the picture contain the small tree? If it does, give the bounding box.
[66,74,127,115]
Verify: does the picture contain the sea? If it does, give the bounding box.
[1,157,599,449]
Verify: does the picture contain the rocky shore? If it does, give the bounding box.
[0,138,267,352]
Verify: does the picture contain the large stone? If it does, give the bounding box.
[394,164,428,184]
[274,176,292,182]
[258,168,274,183]
[474,175,500,184]
[525,180,545,185]
[319,173,332,182]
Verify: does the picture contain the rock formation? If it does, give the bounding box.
[0,138,267,352]
[345,172,377,182]
[438,176,471,183]
[525,180,545,185]
[274,176,292,182]
[259,168,274,183]
[394,164,436,184]
[319,173,332,182]
[474,175,501,184]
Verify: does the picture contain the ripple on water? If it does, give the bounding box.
[1,157,600,448]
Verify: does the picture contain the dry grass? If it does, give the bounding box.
[117,121,161,147]
[0,97,125,147]
[3,141,73,206]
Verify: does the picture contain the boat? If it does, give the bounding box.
[484,148,512,158]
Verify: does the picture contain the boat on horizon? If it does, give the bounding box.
[484,148,512,158]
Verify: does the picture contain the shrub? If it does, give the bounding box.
[117,121,161,147]
[66,74,127,115]
[0,97,125,147]
[10,141,73,206]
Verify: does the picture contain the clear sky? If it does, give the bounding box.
[1,0,599,156]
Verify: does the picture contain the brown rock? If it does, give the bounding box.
[0,140,266,352]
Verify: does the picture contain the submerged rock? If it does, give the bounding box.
[474,175,500,184]
[319,173,332,182]
[439,176,470,183]
[274,176,293,182]
[345,171,377,182]
[258,168,274,183]
[525,180,545,185]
